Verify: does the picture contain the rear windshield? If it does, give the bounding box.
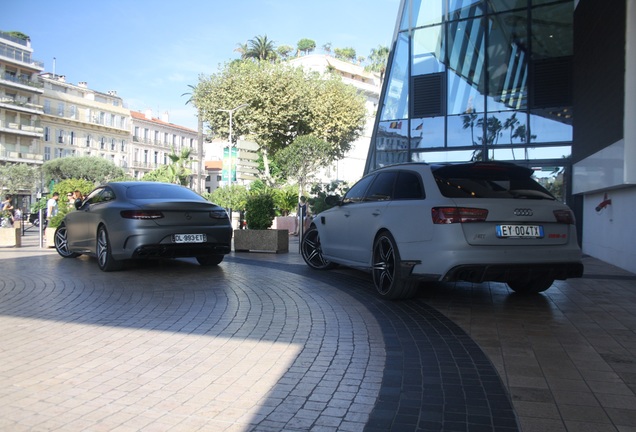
[433,164,555,200]
[125,184,204,200]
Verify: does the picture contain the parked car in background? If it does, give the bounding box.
[301,162,584,299]
[54,182,232,271]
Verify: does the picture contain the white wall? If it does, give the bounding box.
[582,188,636,274]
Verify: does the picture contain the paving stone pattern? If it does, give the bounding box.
[2,232,636,431]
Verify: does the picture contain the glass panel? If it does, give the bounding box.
[412,150,477,163]
[525,145,572,161]
[531,2,573,60]
[491,146,527,161]
[489,0,528,13]
[410,117,445,148]
[488,111,528,145]
[374,121,410,167]
[447,72,485,114]
[399,0,409,31]
[413,0,443,27]
[447,113,484,148]
[448,0,484,20]
[412,25,445,75]
[529,110,572,143]
[487,10,528,111]
[380,32,410,121]
[446,17,485,114]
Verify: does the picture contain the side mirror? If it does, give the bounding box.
[74,199,83,210]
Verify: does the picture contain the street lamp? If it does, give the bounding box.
[217,103,248,186]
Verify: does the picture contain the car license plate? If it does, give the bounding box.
[173,234,207,243]
[496,225,543,238]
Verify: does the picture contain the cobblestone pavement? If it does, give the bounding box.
[1,230,635,431]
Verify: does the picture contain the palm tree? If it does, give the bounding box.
[168,147,193,186]
[234,42,249,58]
[503,113,520,160]
[182,84,203,192]
[245,35,277,62]
[366,45,390,82]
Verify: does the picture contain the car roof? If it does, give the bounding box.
[374,161,534,178]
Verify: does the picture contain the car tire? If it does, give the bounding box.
[97,225,122,272]
[372,231,417,300]
[196,254,224,266]
[54,223,80,258]
[301,225,335,270]
[507,277,554,294]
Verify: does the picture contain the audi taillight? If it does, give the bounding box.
[432,207,489,224]
[553,209,575,224]
[120,210,164,220]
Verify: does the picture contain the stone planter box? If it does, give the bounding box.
[0,227,21,247]
[233,229,289,253]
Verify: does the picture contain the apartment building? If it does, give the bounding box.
[0,31,44,167]
[39,73,130,167]
[130,110,201,190]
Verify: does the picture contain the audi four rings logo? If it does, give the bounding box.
[514,208,533,216]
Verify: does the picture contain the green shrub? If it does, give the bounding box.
[48,203,72,228]
[245,191,276,230]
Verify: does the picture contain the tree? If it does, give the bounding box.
[0,163,38,196]
[322,42,332,54]
[51,178,94,198]
[277,45,294,59]
[143,147,192,185]
[42,156,126,184]
[206,184,249,211]
[234,42,249,58]
[297,38,316,56]
[334,47,357,62]
[275,135,333,199]
[273,184,298,216]
[366,45,390,82]
[244,35,277,62]
[193,60,366,182]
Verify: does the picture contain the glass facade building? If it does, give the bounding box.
[366,0,574,198]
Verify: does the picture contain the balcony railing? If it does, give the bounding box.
[0,120,43,136]
[1,73,44,89]
[0,97,43,113]
[0,150,44,163]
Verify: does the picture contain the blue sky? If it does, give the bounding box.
[2,0,400,130]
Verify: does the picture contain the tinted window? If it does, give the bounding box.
[433,163,555,199]
[85,187,106,205]
[394,171,425,199]
[365,172,397,201]
[126,184,204,200]
[343,175,375,204]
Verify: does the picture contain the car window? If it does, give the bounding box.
[126,184,203,200]
[84,187,105,205]
[86,187,115,205]
[394,171,424,200]
[364,172,397,201]
[343,175,375,204]
[433,164,555,199]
